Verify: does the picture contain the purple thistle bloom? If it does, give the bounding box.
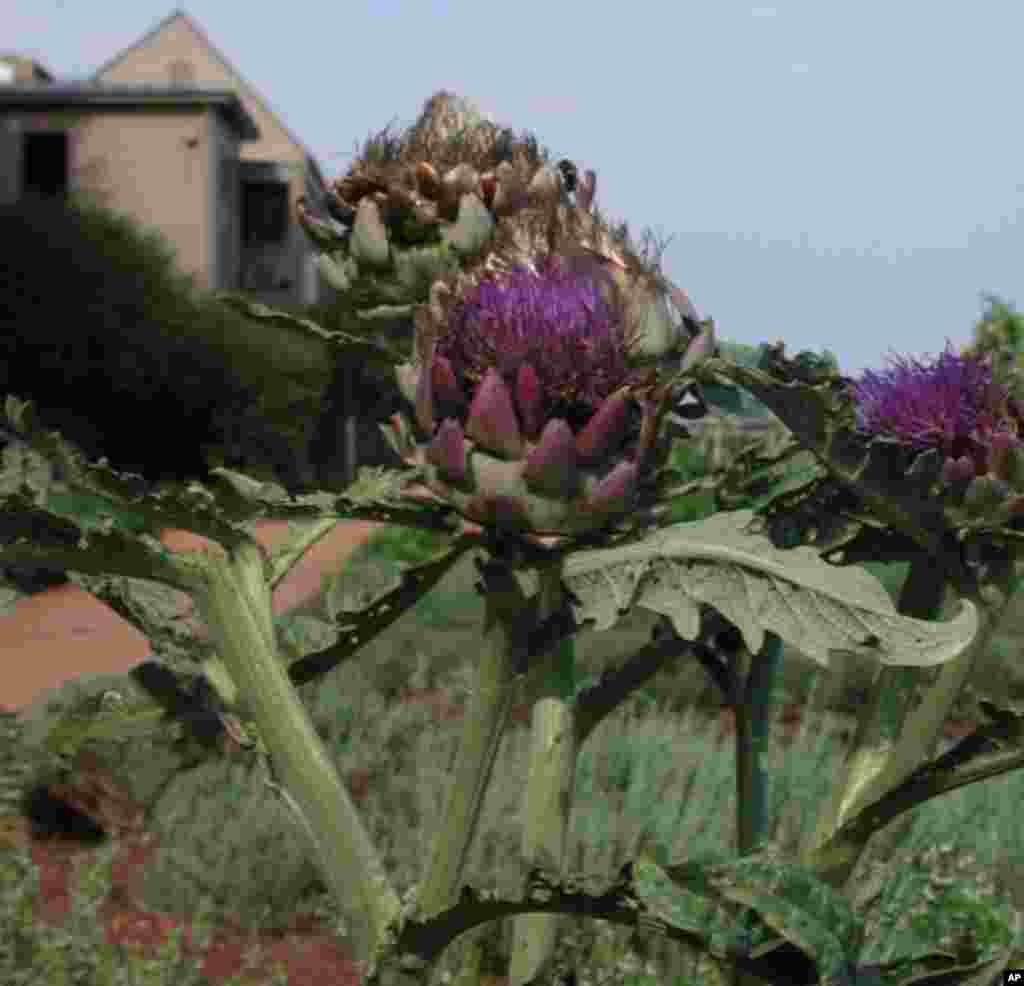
[849,340,1022,475]
[388,254,707,536]
[437,257,640,434]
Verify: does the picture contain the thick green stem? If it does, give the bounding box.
[734,631,783,857]
[730,631,783,986]
[182,541,400,963]
[799,554,944,869]
[800,554,1012,889]
[509,560,575,986]
[415,553,525,922]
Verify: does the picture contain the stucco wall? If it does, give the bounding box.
[96,17,303,168]
[74,108,217,289]
[0,105,244,292]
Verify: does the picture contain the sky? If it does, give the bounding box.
[8,0,1024,378]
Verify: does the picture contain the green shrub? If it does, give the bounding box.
[0,194,277,486]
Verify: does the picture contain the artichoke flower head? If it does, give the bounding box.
[849,340,1024,528]
[385,250,713,541]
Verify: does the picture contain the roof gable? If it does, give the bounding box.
[0,85,260,139]
[93,9,325,190]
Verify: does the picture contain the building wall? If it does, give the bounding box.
[96,16,320,303]
[77,107,222,290]
[0,105,243,293]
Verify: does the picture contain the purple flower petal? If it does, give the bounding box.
[575,389,632,464]
[431,355,467,419]
[849,341,1012,464]
[465,367,524,458]
[438,258,636,429]
[942,455,976,484]
[585,460,639,520]
[523,419,580,497]
[515,362,544,440]
[426,418,468,484]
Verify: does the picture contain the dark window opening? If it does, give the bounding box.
[22,131,68,200]
[242,180,289,245]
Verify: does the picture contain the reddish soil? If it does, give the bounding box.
[5,686,523,985]
[7,821,367,985]
[714,703,980,753]
[0,520,385,713]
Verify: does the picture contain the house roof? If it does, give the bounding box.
[92,9,327,192]
[0,84,260,139]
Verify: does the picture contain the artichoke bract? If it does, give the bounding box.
[383,255,714,538]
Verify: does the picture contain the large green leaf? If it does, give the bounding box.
[41,687,170,761]
[631,854,781,960]
[217,294,407,368]
[562,509,978,669]
[633,853,862,984]
[855,848,1020,985]
[709,855,862,985]
[867,949,1017,986]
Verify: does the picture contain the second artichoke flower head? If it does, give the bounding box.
[843,339,1024,540]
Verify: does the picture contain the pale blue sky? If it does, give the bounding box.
[9,0,1024,376]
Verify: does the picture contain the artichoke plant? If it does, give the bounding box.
[8,89,1019,986]
[688,334,1024,892]
[298,91,719,983]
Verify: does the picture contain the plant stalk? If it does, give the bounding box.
[730,630,783,986]
[182,540,400,963]
[799,553,1012,889]
[508,559,576,986]
[733,631,783,857]
[415,552,526,923]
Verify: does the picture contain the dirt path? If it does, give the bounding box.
[0,520,384,713]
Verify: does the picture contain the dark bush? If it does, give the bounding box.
[0,194,271,486]
[272,296,408,479]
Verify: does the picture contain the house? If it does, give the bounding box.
[0,10,330,305]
